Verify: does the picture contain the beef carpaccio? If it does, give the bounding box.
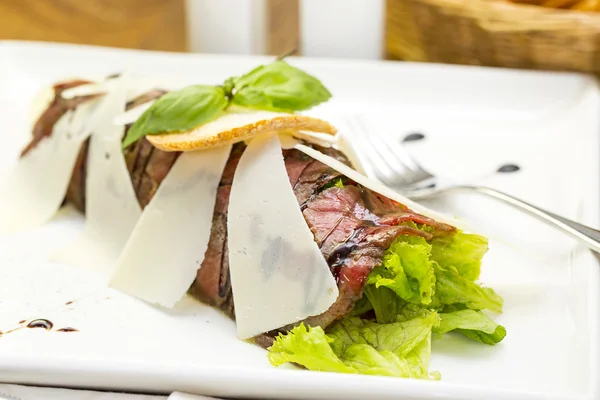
[27,82,457,347]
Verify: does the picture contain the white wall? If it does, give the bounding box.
[186,0,384,59]
[300,0,384,59]
[186,0,266,55]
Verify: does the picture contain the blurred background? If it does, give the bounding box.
[1,0,599,72]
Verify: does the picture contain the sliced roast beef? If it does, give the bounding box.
[136,146,180,208]
[189,185,231,308]
[360,189,455,234]
[290,147,350,205]
[303,186,431,262]
[282,149,313,188]
[65,139,90,212]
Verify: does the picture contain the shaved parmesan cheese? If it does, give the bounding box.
[113,100,155,125]
[147,112,337,152]
[334,134,368,175]
[278,134,300,150]
[60,74,165,102]
[291,131,338,148]
[294,143,470,231]
[123,75,182,100]
[110,144,232,307]
[28,85,55,132]
[228,133,339,339]
[0,101,98,232]
[53,75,142,277]
[61,83,104,99]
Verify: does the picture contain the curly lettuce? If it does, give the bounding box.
[431,263,503,313]
[430,232,488,281]
[267,324,355,374]
[435,308,506,345]
[367,235,436,306]
[366,232,502,315]
[267,228,506,379]
[268,312,440,379]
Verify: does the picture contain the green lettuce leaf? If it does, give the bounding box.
[431,263,503,313]
[329,314,440,378]
[367,235,436,306]
[362,285,402,323]
[339,345,424,378]
[268,312,440,379]
[348,295,374,317]
[268,324,355,373]
[434,309,506,345]
[327,314,438,358]
[430,232,488,281]
[459,327,506,345]
[320,178,345,191]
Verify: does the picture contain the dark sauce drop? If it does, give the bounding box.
[328,241,357,271]
[497,163,520,173]
[402,133,426,142]
[327,229,364,277]
[65,301,73,305]
[27,319,53,330]
[57,327,79,333]
[18,320,26,324]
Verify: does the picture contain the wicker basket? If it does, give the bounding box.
[385,0,600,73]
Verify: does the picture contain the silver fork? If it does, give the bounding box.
[345,115,600,254]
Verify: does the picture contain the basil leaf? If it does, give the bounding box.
[231,61,331,112]
[122,85,227,149]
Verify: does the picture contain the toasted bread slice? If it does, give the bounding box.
[146,111,337,152]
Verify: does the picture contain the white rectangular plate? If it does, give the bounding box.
[0,41,598,400]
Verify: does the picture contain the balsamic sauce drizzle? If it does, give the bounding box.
[497,163,520,173]
[57,327,79,332]
[0,319,78,337]
[27,319,53,330]
[402,133,426,142]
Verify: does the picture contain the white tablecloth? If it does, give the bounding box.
[0,385,220,400]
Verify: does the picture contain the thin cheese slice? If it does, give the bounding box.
[291,130,338,148]
[279,132,336,150]
[60,74,165,102]
[28,85,56,132]
[228,133,339,339]
[334,134,368,175]
[61,82,104,99]
[278,133,300,150]
[110,144,232,307]
[294,143,472,231]
[113,100,155,126]
[52,75,142,277]
[0,101,98,232]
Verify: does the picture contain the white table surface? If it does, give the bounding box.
[0,385,219,400]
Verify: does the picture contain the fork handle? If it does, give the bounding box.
[451,185,600,253]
